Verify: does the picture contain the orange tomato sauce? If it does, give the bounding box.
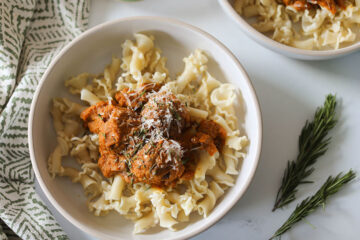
[80,83,226,187]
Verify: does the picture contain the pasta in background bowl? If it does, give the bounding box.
[29,17,262,240]
[219,0,360,60]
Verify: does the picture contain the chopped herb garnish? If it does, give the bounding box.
[139,90,146,97]
[145,147,152,154]
[126,158,132,169]
[169,106,182,121]
[149,163,157,174]
[131,142,145,157]
[98,114,104,120]
[138,128,146,137]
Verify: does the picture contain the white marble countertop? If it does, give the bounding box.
[35,0,360,239]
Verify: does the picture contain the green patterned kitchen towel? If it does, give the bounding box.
[0,1,90,239]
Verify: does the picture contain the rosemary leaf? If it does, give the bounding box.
[270,170,356,240]
[273,94,337,211]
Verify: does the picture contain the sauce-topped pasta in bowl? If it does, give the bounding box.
[29,17,261,240]
[220,0,360,59]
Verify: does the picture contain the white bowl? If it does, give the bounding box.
[219,0,360,60]
[28,16,262,240]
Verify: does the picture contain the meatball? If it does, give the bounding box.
[130,139,185,186]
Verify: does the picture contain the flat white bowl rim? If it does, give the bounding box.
[219,0,360,58]
[28,16,263,240]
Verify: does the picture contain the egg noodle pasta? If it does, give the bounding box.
[48,33,248,234]
[234,0,360,50]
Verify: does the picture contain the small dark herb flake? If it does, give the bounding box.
[139,90,146,98]
[149,163,156,174]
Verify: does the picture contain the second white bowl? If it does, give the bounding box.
[219,0,360,60]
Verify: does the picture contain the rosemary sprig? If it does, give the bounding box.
[270,170,356,240]
[273,94,337,211]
